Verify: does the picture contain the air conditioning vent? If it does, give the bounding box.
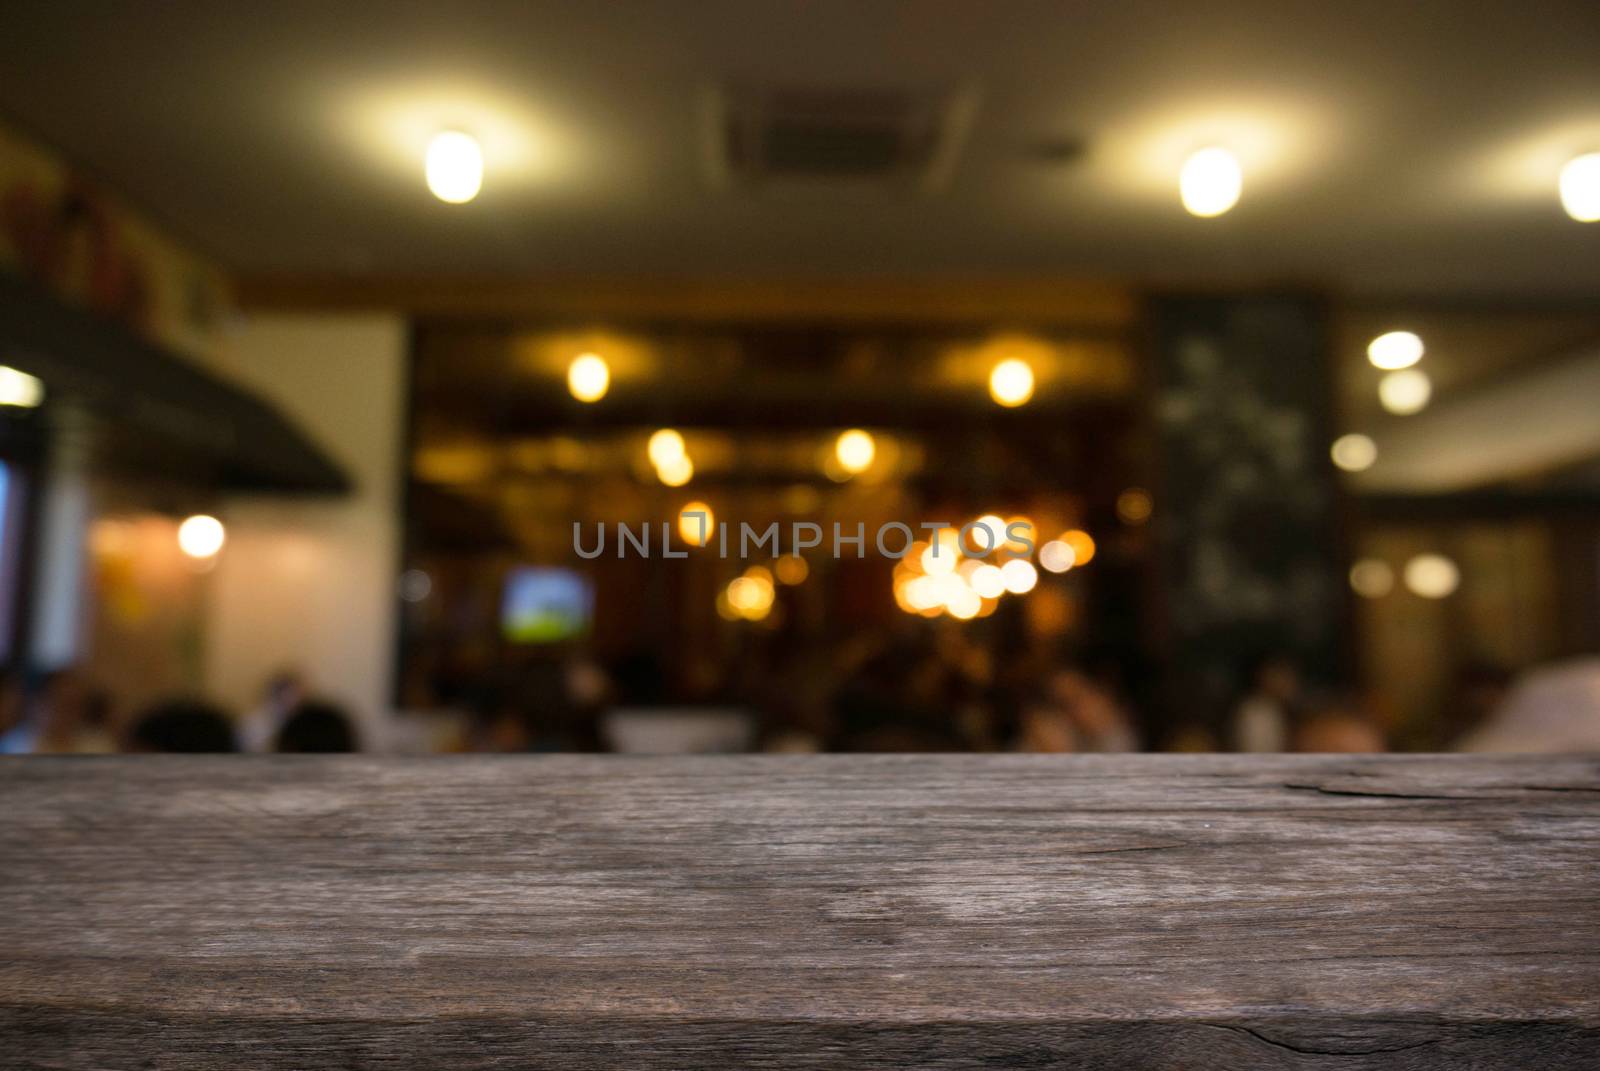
[705,83,977,193]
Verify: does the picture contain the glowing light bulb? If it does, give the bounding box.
[1330,433,1378,472]
[988,358,1034,407]
[1560,152,1600,222]
[834,429,876,475]
[567,353,610,403]
[1378,369,1431,415]
[1367,331,1424,370]
[177,514,225,559]
[1180,147,1242,217]
[425,131,483,204]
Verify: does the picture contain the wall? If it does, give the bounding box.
[203,314,407,742]
[86,514,207,716]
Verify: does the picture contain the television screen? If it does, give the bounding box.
[501,567,593,643]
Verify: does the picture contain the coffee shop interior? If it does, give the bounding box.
[2,1,1598,756]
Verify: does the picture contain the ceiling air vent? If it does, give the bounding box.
[704,83,977,193]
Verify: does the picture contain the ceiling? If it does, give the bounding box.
[3,1,1599,295]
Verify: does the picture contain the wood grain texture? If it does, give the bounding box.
[1,754,1597,1069]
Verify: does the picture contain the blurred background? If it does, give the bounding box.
[0,1,1598,756]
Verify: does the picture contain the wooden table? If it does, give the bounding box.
[2,754,1597,1068]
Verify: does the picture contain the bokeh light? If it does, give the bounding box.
[970,563,1006,598]
[921,528,962,574]
[398,568,433,602]
[726,567,776,621]
[425,131,483,203]
[177,514,226,559]
[834,429,876,475]
[1378,369,1432,415]
[904,575,940,612]
[1116,488,1153,525]
[677,501,713,546]
[968,514,1006,554]
[1348,559,1394,598]
[1330,433,1378,472]
[1003,516,1036,552]
[1179,147,1242,217]
[774,555,809,585]
[1560,152,1600,222]
[647,428,686,469]
[567,352,610,403]
[1404,554,1460,599]
[1366,331,1424,370]
[0,366,44,408]
[1000,558,1038,595]
[1038,540,1076,573]
[1061,529,1096,566]
[656,453,694,487]
[988,359,1035,407]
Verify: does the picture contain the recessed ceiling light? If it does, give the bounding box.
[1366,331,1424,370]
[988,358,1034,407]
[1179,147,1242,217]
[1560,152,1600,222]
[425,131,483,203]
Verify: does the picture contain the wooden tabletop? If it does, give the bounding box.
[2,754,1597,1069]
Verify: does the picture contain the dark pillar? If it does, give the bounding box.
[1145,293,1349,735]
